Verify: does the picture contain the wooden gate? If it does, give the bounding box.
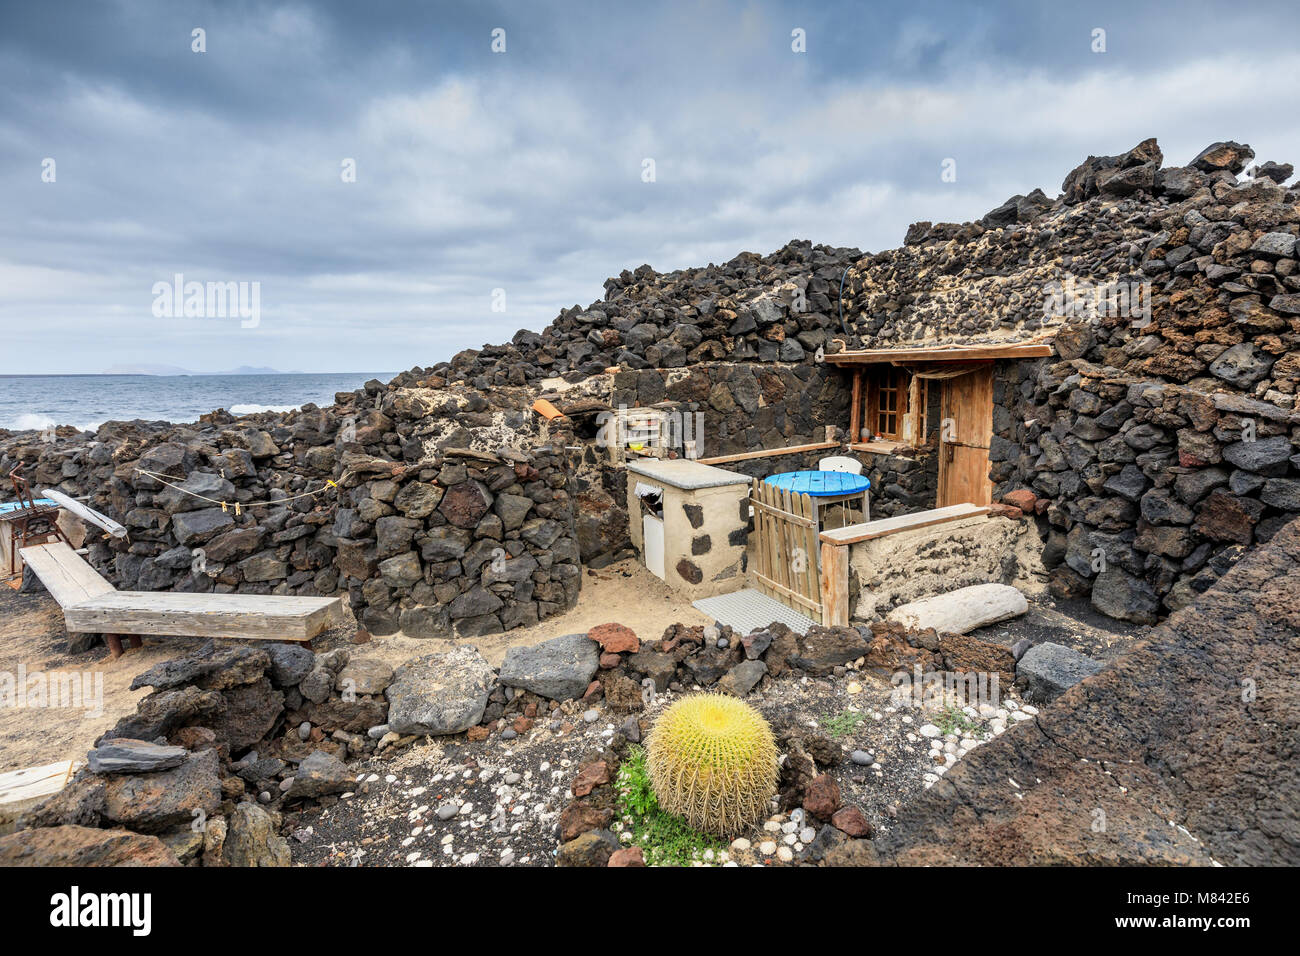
[749,479,822,620]
[937,366,994,508]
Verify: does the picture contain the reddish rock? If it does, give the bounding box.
[608,846,646,866]
[0,826,181,867]
[466,725,490,742]
[598,652,622,669]
[1194,490,1262,545]
[1003,489,1037,512]
[589,622,639,654]
[572,760,610,797]
[558,802,613,842]
[512,716,534,734]
[803,773,842,820]
[438,480,492,529]
[582,680,603,701]
[832,806,874,838]
[352,628,372,645]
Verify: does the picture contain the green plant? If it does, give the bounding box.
[645,694,779,837]
[934,704,983,737]
[820,708,868,740]
[616,745,724,866]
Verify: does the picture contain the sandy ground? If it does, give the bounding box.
[331,559,713,671]
[0,587,198,774]
[0,559,710,774]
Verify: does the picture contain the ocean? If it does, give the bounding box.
[0,373,396,433]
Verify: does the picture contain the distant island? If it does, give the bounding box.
[102,364,301,375]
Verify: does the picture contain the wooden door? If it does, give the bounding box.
[937,366,994,507]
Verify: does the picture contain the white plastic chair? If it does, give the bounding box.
[818,456,869,525]
[818,456,863,474]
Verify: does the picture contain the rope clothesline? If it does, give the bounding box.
[134,468,350,516]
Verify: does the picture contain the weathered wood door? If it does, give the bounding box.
[937,366,994,507]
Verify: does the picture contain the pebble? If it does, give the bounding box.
[776,846,794,862]
[435,802,459,820]
[799,827,816,844]
[850,750,874,766]
[367,724,389,740]
[759,841,777,855]
[730,838,751,852]
[919,724,941,738]
[297,722,311,741]
[501,729,517,740]
[583,709,600,723]
[503,772,521,785]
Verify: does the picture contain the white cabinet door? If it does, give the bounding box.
[643,515,665,580]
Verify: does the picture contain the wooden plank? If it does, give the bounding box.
[800,491,819,612]
[751,573,822,613]
[750,497,815,528]
[819,504,991,545]
[64,591,343,641]
[697,441,838,466]
[0,760,81,815]
[18,542,114,608]
[820,542,849,626]
[849,368,862,444]
[826,342,1054,364]
[847,440,909,455]
[39,489,128,538]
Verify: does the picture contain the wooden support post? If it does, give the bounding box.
[849,369,862,445]
[128,636,143,649]
[104,634,124,659]
[820,541,849,626]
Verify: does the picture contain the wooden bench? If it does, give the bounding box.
[20,542,344,657]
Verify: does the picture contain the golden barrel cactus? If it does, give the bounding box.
[646,694,778,836]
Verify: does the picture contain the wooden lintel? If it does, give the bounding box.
[827,342,1054,364]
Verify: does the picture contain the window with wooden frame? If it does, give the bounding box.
[850,366,927,449]
[864,367,909,442]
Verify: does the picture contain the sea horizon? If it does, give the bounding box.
[0,371,397,433]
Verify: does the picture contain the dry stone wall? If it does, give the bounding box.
[841,138,1300,622]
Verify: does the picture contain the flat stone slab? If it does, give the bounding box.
[887,583,1028,635]
[499,632,599,701]
[1016,641,1104,704]
[87,739,188,775]
[626,458,749,490]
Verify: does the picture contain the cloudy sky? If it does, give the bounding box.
[2,0,1297,375]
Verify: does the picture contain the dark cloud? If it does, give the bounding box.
[0,0,1297,372]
